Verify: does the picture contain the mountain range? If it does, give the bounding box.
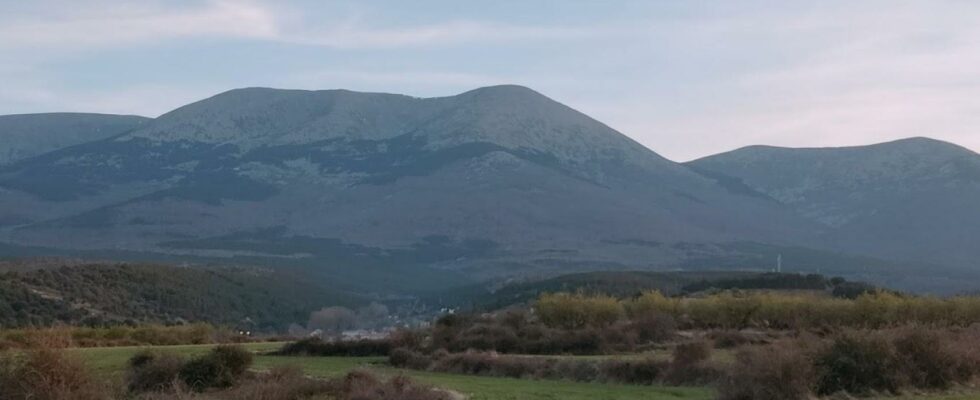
[1,85,977,294]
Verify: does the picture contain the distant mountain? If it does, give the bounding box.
[688,138,980,271]
[0,87,976,294]
[0,86,818,285]
[0,113,149,166]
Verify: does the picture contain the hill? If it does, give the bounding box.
[0,86,818,289]
[0,113,149,166]
[0,261,357,330]
[688,138,980,271]
[0,86,977,294]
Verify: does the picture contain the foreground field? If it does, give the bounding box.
[74,342,980,400]
[74,343,713,400]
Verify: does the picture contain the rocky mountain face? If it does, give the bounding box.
[688,138,980,272]
[0,86,976,293]
[0,113,149,165]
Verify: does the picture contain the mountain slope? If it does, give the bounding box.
[0,113,149,166]
[688,137,980,269]
[0,86,819,288]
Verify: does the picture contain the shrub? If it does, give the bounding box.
[657,341,721,386]
[598,357,668,384]
[709,330,754,349]
[389,347,433,370]
[179,345,253,391]
[196,366,333,400]
[671,341,711,366]
[629,313,677,343]
[431,352,507,376]
[389,328,425,349]
[127,350,186,393]
[536,293,624,329]
[815,332,900,396]
[133,367,450,400]
[892,328,960,389]
[553,358,600,381]
[277,338,391,357]
[340,370,451,400]
[0,348,109,400]
[718,344,816,400]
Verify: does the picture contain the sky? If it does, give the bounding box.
[1,0,978,161]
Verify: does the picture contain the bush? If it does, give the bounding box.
[0,348,109,400]
[892,328,960,389]
[389,347,433,370]
[127,350,185,393]
[672,341,711,366]
[340,370,451,400]
[189,365,333,400]
[536,293,624,329]
[179,345,253,391]
[654,341,720,386]
[815,332,900,396]
[718,344,816,400]
[277,338,391,357]
[708,330,757,349]
[134,367,450,400]
[629,313,676,343]
[598,357,668,384]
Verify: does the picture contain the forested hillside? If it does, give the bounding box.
[0,261,356,330]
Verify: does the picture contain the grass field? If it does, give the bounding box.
[72,343,979,400]
[73,343,714,400]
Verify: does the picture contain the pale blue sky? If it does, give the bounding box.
[1,0,978,160]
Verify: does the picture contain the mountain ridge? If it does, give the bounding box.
[688,136,980,272]
[0,113,149,166]
[0,86,977,294]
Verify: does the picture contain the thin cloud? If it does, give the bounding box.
[0,1,279,49]
[0,1,604,50]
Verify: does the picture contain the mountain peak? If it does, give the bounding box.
[459,84,541,97]
[871,136,977,156]
[115,85,673,169]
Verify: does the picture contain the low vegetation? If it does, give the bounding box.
[0,324,266,350]
[555,290,980,330]
[389,340,722,387]
[275,337,392,357]
[719,327,980,399]
[270,288,980,399]
[0,340,450,400]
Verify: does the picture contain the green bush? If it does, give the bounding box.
[389,347,433,370]
[598,357,668,385]
[277,338,391,356]
[126,350,185,392]
[815,332,900,396]
[178,345,253,391]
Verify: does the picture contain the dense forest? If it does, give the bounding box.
[0,261,358,330]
